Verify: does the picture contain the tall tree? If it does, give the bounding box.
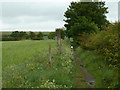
[64,1,109,47]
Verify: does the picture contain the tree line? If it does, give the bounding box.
[2,29,66,41]
[2,31,44,41]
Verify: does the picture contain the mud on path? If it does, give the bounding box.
[72,49,95,88]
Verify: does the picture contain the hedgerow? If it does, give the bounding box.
[78,22,119,88]
[87,23,119,69]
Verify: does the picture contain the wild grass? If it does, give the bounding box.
[2,40,56,68]
[2,40,73,88]
[76,47,118,88]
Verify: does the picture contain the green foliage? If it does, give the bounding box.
[2,40,73,88]
[77,32,92,49]
[87,22,119,69]
[29,32,43,40]
[70,17,99,34]
[70,17,99,47]
[2,40,57,88]
[61,29,65,40]
[40,80,60,88]
[43,34,49,40]
[64,1,108,31]
[2,40,56,68]
[10,31,28,40]
[64,1,108,47]
[2,31,44,41]
[48,32,56,39]
[76,47,119,88]
[76,22,119,88]
[2,35,16,41]
[37,32,44,40]
[56,28,65,40]
[40,79,72,88]
[29,32,36,40]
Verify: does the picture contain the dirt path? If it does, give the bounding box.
[72,49,95,88]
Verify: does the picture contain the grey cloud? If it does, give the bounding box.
[2,2,67,18]
[1,2,67,27]
[2,20,64,31]
[2,15,64,24]
[0,1,118,31]
[105,2,118,22]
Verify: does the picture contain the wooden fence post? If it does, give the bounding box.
[49,44,52,66]
[56,29,61,54]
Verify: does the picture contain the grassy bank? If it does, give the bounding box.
[76,47,118,88]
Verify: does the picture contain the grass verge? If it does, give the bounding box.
[76,47,118,88]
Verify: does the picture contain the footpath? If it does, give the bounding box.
[72,49,95,88]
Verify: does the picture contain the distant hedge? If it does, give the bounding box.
[2,31,45,41]
[2,35,16,41]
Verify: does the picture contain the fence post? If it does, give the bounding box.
[56,29,61,54]
[49,44,52,66]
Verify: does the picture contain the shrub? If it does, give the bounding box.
[29,32,44,40]
[77,32,93,49]
[87,22,119,69]
[2,35,16,41]
[10,31,28,40]
[76,47,119,88]
[48,32,56,40]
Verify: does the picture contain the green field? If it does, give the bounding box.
[2,40,89,88]
[2,39,118,88]
[2,40,60,88]
[2,40,56,68]
[2,40,77,88]
[2,40,118,88]
[2,40,90,88]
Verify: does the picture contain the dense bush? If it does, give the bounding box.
[78,32,93,49]
[78,22,119,68]
[2,35,16,41]
[56,28,65,40]
[29,32,44,40]
[87,23,119,69]
[36,32,44,40]
[77,22,119,87]
[10,31,29,40]
[48,32,56,40]
[2,31,44,41]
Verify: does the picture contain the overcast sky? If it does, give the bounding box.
[0,0,119,32]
